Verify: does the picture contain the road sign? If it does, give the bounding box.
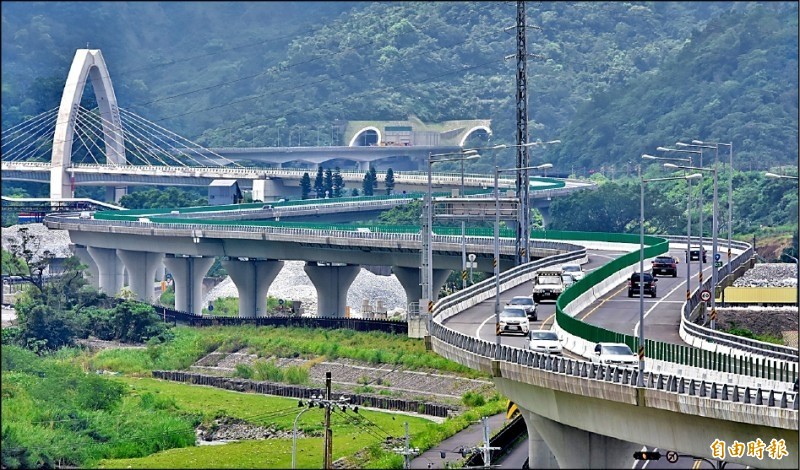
[279,299,284,305]
[700,290,711,302]
[208,303,214,311]
[714,261,723,267]
[714,253,721,261]
[666,451,679,463]
[468,253,476,262]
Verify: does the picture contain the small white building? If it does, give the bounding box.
[208,180,242,205]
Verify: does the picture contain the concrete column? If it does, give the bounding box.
[391,266,451,307]
[303,262,360,317]
[106,185,127,203]
[163,255,215,314]
[87,246,124,295]
[358,161,370,172]
[221,258,284,318]
[519,409,559,468]
[116,249,164,303]
[523,408,639,469]
[538,205,551,229]
[71,244,99,289]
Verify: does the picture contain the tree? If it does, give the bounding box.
[385,168,395,195]
[300,172,312,199]
[314,167,325,198]
[362,171,375,196]
[351,188,360,196]
[4,227,55,293]
[332,167,344,197]
[370,167,378,191]
[324,168,333,197]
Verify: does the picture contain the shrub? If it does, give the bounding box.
[283,366,309,385]
[253,359,282,382]
[462,391,486,407]
[233,363,253,379]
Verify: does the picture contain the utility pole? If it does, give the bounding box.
[478,416,501,468]
[392,422,420,469]
[323,371,332,469]
[514,0,530,265]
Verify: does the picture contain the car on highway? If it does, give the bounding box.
[560,264,585,282]
[686,248,707,263]
[591,342,638,368]
[507,296,538,321]
[628,272,657,298]
[651,256,678,277]
[498,306,530,336]
[527,329,563,355]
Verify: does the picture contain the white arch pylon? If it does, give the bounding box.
[50,49,127,201]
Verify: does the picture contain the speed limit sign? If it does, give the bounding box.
[700,290,711,302]
[666,451,679,463]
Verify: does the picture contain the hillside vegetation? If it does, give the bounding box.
[2,2,796,232]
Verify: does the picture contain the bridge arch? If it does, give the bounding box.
[458,125,492,147]
[348,127,382,147]
[51,49,126,201]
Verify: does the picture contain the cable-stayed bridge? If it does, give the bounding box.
[1,49,592,208]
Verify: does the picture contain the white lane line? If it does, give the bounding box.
[631,445,649,469]
[477,313,496,339]
[634,264,715,337]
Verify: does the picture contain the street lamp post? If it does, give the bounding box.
[666,162,719,328]
[424,150,480,333]
[693,141,733,262]
[643,154,693,300]
[493,162,552,357]
[639,169,704,385]
[658,147,704,283]
[518,140,561,264]
[765,172,799,312]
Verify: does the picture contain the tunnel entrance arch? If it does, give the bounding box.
[349,127,381,147]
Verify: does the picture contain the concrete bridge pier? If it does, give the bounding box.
[163,255,215,314]
[87,246,124,295]
[71,244,99,289]
[303,262,360,317]
[392,266,451,307]
[531,200,552,229]
[116,250,164,303]
[221,258,284,318]
[520,408,639,469]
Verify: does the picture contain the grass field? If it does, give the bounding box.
[96,376,501,469]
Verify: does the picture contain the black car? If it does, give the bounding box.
[686,248,707,263]
[628,272,657,298]
[651,256,678,277]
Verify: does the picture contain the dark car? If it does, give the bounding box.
[651,256,678,277]
[628,272,657,298]
[686,248,707,263]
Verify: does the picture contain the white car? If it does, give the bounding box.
[590,342,639,368]
[498,306,530,335]
[561,264,585,282]
[527,330,563,355]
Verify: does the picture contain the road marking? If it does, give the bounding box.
[578,283,628,321]
[477,313,496,339]
[692,458,702,469]
[541,313,555,329]
[633,276,685,336]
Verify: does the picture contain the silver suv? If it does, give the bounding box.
[507,296,537,321]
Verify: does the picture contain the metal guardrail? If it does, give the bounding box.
[667,236,799,361]
[431,321,798,410]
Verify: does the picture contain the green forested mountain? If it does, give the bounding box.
[553,3,799,173]
[2,2,797,181]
